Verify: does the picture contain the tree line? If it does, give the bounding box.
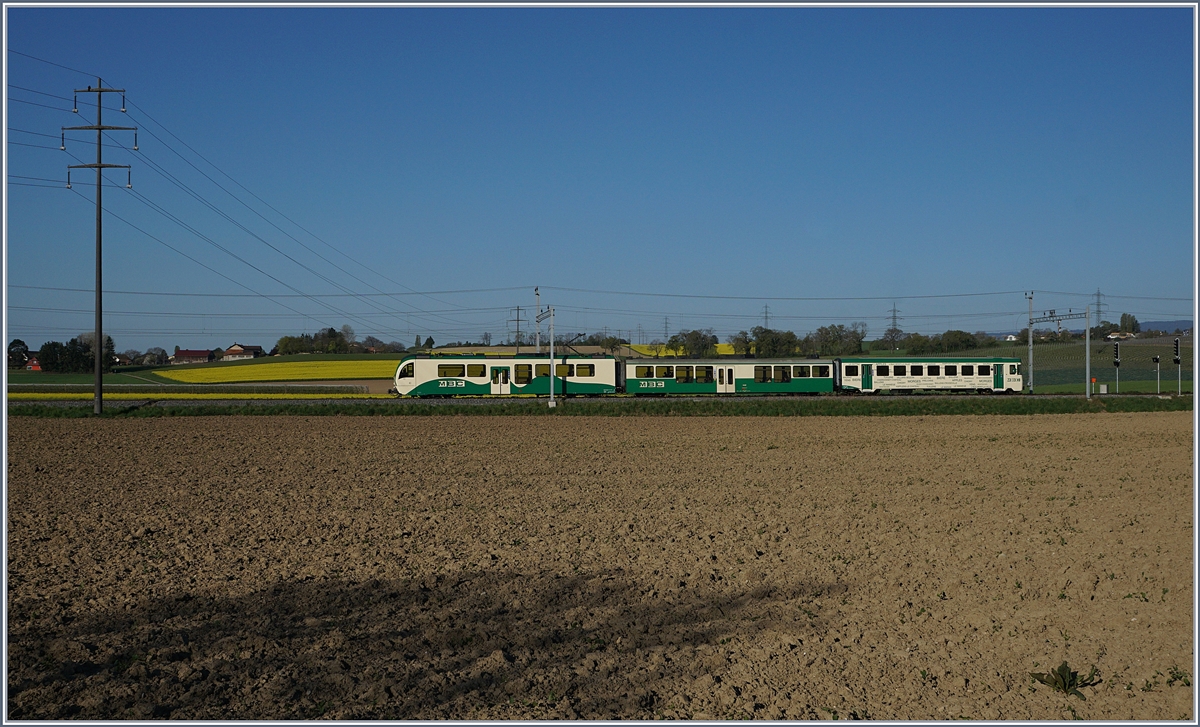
[8,335,117,373]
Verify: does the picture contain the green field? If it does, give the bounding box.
[857,338,1193,388]
[9,394,1192,418]
[7,369,179,385]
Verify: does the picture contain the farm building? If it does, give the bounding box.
[25,357,41,371]
[171,350,215,365]
[222,343,264,361]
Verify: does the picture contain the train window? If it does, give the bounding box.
[467,364,486,378]
[893,365,906,376]
[961,365,974,376]
[844,365,859,377]
[556,364,574,377]
[514,364,532,384]
[398,363,415,379]
[945,365,957,376]
[577,364,595,377]
[718,368,725,385]
[793,365,810,378]
[928,365,940,376]
[437,364,466,377]
[876,365,889,376]
[676,366,694,383]
[535,364,550,377]
[977,364,990,376]
[656,366,674,379]
[635,365,653,378]
[813,365,831,378]
[1010,364,1018,375]
[773,366,791,383]
[754,366,771,383]
[696,366,714,383]
[910,365,923,376]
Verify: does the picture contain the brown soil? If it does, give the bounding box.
[6,412,1193,720]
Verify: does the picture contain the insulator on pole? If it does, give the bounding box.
[73,94,78,113]
[132,131,138,151]
[60,132,65,150]
[126,169,132,189]
[66,170,71,189]
[121,94,126,113]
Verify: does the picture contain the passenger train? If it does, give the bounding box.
[392,353,1023,397]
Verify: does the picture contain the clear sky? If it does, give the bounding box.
[4,5,1195,354]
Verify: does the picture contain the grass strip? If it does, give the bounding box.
[8,395,1192,418]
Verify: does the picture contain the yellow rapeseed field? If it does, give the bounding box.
[154,359,399,384]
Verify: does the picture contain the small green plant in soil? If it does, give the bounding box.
[1030,662,1100,700]
[1167,665,1191,687]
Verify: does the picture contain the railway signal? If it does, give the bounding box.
[1153,355,1161,394]
[1175,337,1181,395]
[1113,342,1120,393]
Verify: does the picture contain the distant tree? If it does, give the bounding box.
[810,323,866,357]
[423,336,435,349]
[1119,313,1140,333]
[362,335,385,351]
[37,341,66,372]
[120,348,142,363]
[38,336,114,373]
[481,332,492,346]
[143,347,167,365]
[751,327,801,358]
[904,332,933,355]
[672,329,717,358]
[415,335,422,349]
[312,327,349,354]
[1089,321,1119,341]
[881,327,904,351]
[727,331,752,357]
[212,348,225,360]
[941,330,978,353]
[973,331,999,348]
[8,339,29,368]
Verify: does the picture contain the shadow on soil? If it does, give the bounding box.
[8,569,844,719]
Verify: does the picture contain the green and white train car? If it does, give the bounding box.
[393,354,618,397]
[839,357,1023,394]
[625,359,837,395]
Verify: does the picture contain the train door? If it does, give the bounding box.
[490,366,511,395]
[993,364,1004,391]
[861,364,873,391]
[718,366,735,393]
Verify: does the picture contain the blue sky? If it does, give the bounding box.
[5,6,1195,353]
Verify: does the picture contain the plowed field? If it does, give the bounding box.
[6,412,1193,720]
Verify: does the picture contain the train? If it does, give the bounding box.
[391,353,1024,397]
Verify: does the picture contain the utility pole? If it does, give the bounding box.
[762,304,770,329]
[1094,289,1104,329]
[63,79,137,415]
[535,287,541,354]
[537,306,555,407]
[888,303,902,351]
[663,317,669,342]
[1026,293,1034,393]
[509,306,526,355]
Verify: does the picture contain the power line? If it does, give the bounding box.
[539,285,1030,302]
[8,48,97,78]
[9,284,530,298]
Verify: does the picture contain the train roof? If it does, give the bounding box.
[400,352,616,360]
[843,356,1022,362]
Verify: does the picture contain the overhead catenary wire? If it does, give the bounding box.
[88,133,461,326]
